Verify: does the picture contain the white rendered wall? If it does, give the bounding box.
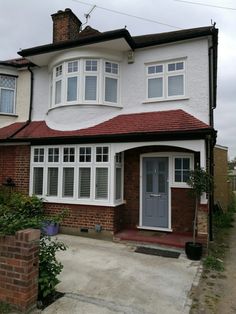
[31,37,210,131]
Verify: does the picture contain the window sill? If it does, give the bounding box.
[171,184,191,189]
[48,102,123,113]
[142,97,189,104]
[42,197,125,207]
[0,113,18,117]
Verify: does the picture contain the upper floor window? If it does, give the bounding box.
[146,60,185,101]
[0,75,16,114]
[52,59,119,107]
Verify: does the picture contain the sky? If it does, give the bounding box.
[0,0,235,159]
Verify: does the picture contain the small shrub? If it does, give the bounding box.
[38,236,67,300]
[203,255,224,272]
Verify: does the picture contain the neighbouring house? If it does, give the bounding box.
[0,9,218,243]
[214,145,231,212]
[229,169,236,193]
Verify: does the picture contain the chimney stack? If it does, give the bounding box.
[51,8,82,43]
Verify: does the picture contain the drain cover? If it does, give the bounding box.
[135,246,180,258]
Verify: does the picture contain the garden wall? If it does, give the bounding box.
[0,229,40,312]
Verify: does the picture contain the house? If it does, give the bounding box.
[0,9,218,243]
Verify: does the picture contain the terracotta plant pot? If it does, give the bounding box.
[185,241,203,260]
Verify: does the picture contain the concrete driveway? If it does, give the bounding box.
[42,235,199,314]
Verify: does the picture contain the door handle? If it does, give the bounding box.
[150,194,161,197]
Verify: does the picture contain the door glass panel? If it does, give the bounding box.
[158,173,165,193]
[146,173,153,192]
[158,161,165,172]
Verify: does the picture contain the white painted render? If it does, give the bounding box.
[0,68,31,128]
[30,37,210,131]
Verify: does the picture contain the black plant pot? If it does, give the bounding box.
[185,242,203,260]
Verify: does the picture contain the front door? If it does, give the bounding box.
[142,157,169,228]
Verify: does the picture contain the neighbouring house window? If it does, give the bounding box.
[104,61,119,103]
[31,145,124,204]
[174,157,190,183]
[146,60,185,100]
[52,59,120,106]
[0,75,16,114]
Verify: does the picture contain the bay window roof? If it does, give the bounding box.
[0,109,215,143]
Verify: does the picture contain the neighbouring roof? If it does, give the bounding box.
[0,110,213,143]
[18,26,217,57]
[0,58,34,68]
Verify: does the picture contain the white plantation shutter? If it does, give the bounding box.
[0,89,14,113]
[62,168,74,197]
[115,167,122,200]
[33,167,43,195]
[47,168,58,196]
[85,76,97,100]
[79,168,91,198]
[95,168,108,199]
[168,75,184,96]
[105,77,117,103]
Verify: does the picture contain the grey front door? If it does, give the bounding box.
[142,157,169,228]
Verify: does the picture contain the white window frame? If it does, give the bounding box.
[51,58,121,108]
[30,144,124,206]
[146,59,186,101]
[104,60,119,104]
[0,74,17,114]
[173,155,194,187]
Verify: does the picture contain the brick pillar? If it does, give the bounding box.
[197,204,208,243]
[0,229,40,312]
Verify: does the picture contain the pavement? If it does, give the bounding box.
[41,234,200,314]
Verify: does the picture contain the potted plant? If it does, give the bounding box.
[42,209,68,236]
[185,167,212,260]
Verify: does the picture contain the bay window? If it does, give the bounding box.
[146,60,185,100]
[52,59,120,106]
[0,75,16,114]
[31,145,123,205]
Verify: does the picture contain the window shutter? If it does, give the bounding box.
[105,77,117,103]
[62,168,74,197]
[115,167,122,200]
[168,75,184,96]
[47,168,58,196]
[67,77,78,101]
[85,76,97,100]
[95,168,108,199]
[79,168,91,198]
[33,167,43,195]
[148,78,163,98]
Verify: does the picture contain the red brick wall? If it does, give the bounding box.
[0,145,30,194]
[0,229,40,312]
[171,188,195,232]
[44,203,124,233]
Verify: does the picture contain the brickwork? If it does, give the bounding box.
[0,145,30,194]
[0,229,40,312]
[51,8,82,43]
[44,203,124,233]
[171,188,195,232]
[214,146,229,211]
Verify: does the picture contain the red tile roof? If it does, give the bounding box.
[0,122,28,140]
[0,110,211,141]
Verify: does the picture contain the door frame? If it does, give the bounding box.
[139,153,172,232]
